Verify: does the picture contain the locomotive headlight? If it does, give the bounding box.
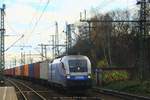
[88,74,91,78]
[67,75,70,79]
[88,75,91,78]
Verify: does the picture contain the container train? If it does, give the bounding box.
[4,55,92,90]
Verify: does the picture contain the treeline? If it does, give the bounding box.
[68,9,150,74]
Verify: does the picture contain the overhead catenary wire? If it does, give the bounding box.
[15,0,50,50]
[24,0,43,35]
[92,0,137,16]
[6,20,17,34]
[18,0,50,55]
[27,0,43,28]
[19,0,43,48]
[4,0,43,52]
[5,35,24,52]
[26,0,50,43]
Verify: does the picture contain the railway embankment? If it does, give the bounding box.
[101,80,150,97]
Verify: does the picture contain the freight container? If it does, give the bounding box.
[10,68,15,76]
[20,65,24,76]
[29,63,34,78]
[10,68,12,76]
[34,62,40,79]
[23,64,29,77]
[9,69,11,76]
[15,67,17,76]
[18,66,21,76]
[7,69,10,76]
[15,67,20,76]
[40,61,49,80]
[4,69,9,76]
[12,67,15,76]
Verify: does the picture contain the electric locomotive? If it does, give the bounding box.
[48,55,92,90]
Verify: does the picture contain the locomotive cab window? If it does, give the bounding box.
[68,60,87,72]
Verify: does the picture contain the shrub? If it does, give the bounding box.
[97,58,108,68]
[102,71,129,83]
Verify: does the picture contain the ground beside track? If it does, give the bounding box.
[101,80,150,97]
[4,77,125,100]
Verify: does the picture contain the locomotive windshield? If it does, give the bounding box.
[68,60,87,72]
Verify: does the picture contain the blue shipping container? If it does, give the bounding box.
[20,65,23,76]
[29,64,34,78]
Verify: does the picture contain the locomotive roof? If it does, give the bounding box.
[52,55,88,63]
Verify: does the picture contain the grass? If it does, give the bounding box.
[102,80,150,97]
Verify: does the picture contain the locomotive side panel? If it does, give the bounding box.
[48,62,66,87]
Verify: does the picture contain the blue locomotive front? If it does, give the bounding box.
[65,58,92,89]
[48,55,92,90]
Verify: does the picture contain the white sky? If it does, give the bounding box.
[0,0,137,68]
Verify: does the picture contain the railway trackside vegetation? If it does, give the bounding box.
[103,80,150,97]
[97,58,108,68]
[67,6,150,96]
[102,71,129,84]
[69,7,150,80]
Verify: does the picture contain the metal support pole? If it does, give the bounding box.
[136,0,148,80]
[0,4,5,71]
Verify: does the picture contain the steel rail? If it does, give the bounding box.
[6,79,28,100]
[10,79,47,100]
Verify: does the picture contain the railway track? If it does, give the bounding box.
[5,78,100,100]
[13,79,101,100]
[6,77,137,100]
[6,78,46,100]
[6,79,27,100]
[93,87,150,100]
